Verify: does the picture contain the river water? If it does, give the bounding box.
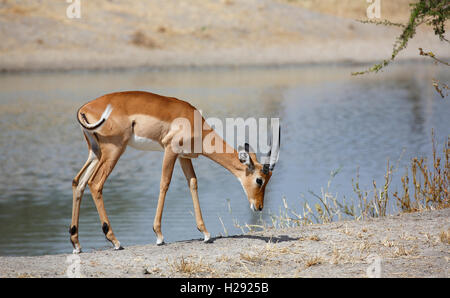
[0,62,448,256]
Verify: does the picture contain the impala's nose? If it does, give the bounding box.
[250,202,263,212]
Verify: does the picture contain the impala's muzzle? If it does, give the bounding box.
[250,202,263,212]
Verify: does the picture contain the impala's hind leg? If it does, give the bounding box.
[70,132,100,254]
[88,137,127,250]
[179,158,211,243]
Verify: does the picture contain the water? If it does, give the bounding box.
[0,63,448,256]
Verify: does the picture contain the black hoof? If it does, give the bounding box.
[203,238,214,244]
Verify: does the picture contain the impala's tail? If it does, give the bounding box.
[77,104,113,131]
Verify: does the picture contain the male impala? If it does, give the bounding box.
[70,91,280,253]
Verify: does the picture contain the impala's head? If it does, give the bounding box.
[237,126,280,212]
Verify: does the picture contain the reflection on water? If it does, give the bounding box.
[0,63,449,256]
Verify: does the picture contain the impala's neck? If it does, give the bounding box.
[201,131,245,178]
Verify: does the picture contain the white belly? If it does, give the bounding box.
[128,134,164,151]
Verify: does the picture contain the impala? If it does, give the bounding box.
[70,91,280,253]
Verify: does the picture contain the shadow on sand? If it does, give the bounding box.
[200,234,299,244]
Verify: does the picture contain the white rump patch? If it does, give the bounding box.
[128,134,164,151]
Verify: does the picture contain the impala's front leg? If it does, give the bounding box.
[179,158,211,243]
[153,146,178,245]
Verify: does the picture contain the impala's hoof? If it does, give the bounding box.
[203,233,212,243]
[156,238,165,246]
[72,247,82,254]
[112,241,123,250]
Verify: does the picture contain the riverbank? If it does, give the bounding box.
[0,0,448,72]
[0,208,448,278]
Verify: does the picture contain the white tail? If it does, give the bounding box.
[77,104,113,131]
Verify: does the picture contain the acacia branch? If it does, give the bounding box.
[418,48,450,66]
[352,0,449,76]
[357,19,405,28]
[432,79,449,99]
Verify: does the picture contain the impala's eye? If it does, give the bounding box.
[256,178,263,186]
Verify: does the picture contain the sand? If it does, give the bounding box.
[0,208,448,278]
[0,0,448,72]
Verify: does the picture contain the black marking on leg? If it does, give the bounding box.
[69,226,77,248]
[102,222,109,235]
[69,225,77,235]
[81,112,90,124]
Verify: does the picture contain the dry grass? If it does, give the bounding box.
[263,242,293,256]
[17,272,39,278]
[392,245,416,257]
[240,252,265,263]
[330,246,342,265]
[399,232,418,241]
[233,262,270,278]
[329,245,356,265]
[303,256,323,268]
[439,229,450,244]
[382,238,396,248]
[143,266,162,275]
[216,255,231,263]
[309,235,320,241]
[354,240,372,255]
[394,133,449,213]
[168,256,214,277]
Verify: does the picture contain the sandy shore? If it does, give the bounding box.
[0,0,448,72]
[0,208,448,278]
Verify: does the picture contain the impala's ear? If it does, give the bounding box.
[238,143,254,170]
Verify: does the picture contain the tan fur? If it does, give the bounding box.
[70,91,273,251]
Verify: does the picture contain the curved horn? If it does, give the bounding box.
[268,121,280,171]
[238,143,255,170]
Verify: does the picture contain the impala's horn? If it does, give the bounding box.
[263,121,280,173]
[238,143,255,170]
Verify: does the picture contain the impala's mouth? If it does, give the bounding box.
[250,202,263,212]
